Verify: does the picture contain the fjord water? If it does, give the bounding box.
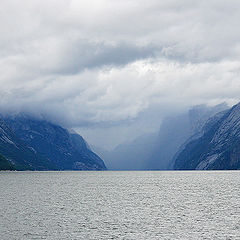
[1,171,240,239]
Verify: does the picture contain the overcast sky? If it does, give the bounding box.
[1,0,240,149]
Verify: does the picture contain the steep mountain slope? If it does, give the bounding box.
[146,114,191,170]
[0,114,106,170]
[0,153,15,170]
[70,133,106,170]
[146,103,228,170]
[92,103,227,170]
[174,102,240,170]
[0,117,56,170]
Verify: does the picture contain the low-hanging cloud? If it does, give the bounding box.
[1,0,240,129]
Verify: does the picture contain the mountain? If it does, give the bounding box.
[0,153,15,170]
[145,103,229,170]
[92,103,228,171]
[0,117,56,170]
[0,114,106,171]
[145,114,191,170]
[174,102,240,170]
[96,133,157,170]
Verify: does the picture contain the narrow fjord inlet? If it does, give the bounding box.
[1,0,240,239]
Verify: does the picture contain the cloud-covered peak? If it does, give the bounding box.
[0,0,240,130]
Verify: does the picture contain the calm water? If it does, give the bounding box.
[1,171,240,240]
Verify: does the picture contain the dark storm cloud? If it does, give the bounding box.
[55,42,156,75]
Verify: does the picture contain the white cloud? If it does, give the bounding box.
[0,0,240,130]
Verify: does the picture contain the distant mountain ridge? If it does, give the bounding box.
[0,113,106,171]
[174,102,240,170]
[93,103,228,170]
[146,103,229,170]
[96,133,157,170]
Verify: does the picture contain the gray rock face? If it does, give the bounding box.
[146,114,191,170]
[174,102,240,170]
[0,117,55,170]
[0,114,106,170]
[93,103,228,170]
[146,103,228,170]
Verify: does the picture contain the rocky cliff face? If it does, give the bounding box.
[174,102,240,170]
[93,103,228,171]
[0,153,15,170]
[146,103,228,170]
[145,114,191,170]
[0,117,55,170]
[0,114,106,170]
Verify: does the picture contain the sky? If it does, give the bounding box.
[1,0,240,149]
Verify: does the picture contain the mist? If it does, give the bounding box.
[94,103,229,170]
[1,0,240,152]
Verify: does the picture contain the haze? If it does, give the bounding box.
[1,0,240,149]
